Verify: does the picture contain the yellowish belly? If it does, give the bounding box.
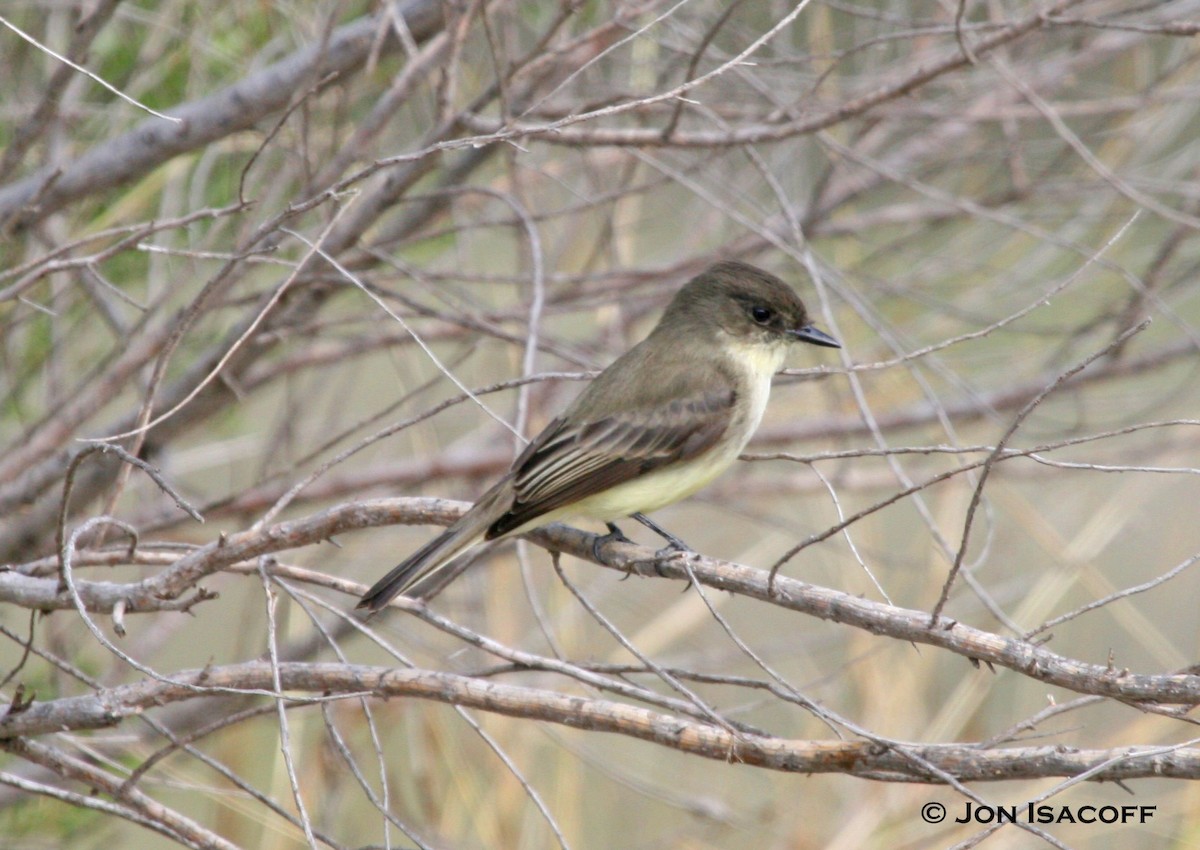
[566,445,741,520]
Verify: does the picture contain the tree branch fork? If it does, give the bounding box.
[2,659,1199,784]
[6,496,1200,704]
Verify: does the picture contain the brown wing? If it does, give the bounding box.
[485,388,735,539]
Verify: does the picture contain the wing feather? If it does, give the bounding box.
[485,387,735,538]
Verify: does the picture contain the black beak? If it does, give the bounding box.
[790,324,841,348]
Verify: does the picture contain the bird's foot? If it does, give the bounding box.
[654,541,698,586]
[654,537,693,561]
[592,522,633,563]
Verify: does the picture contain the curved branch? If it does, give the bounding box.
[2,660,1198,783]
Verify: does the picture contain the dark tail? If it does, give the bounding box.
[356,524,481,613]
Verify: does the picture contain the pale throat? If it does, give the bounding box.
[723,333,790,437]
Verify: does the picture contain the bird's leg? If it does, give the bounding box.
[591,521,633,563]
[632,513,693,558]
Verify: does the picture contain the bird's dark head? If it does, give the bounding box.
[664,260,840,350]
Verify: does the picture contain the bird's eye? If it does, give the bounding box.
[750,305,773,324]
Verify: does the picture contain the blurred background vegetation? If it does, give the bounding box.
[1,1,1199,848]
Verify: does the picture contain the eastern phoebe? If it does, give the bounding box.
[357,261,839,612]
